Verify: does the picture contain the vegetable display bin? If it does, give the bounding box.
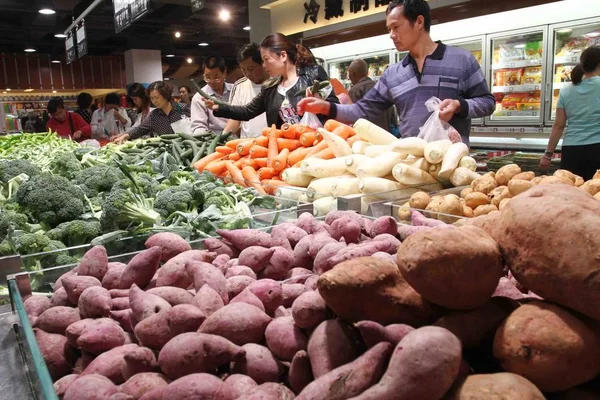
[384,186,468,223]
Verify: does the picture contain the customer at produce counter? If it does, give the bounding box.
[540,46,600,180]
[348,59,399,136]
[179,85,193,105]
[204,33,338,128]
[46,97,91,141]
[297,0,495,143]
[191,56,233,135]
[74,92,94,124]
[127,83,155,129]
[113,81,190,143]
[222,43,269,138]
[91,92,132,140]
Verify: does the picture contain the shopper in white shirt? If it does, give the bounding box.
[222,44,270,138]
[191,56,233,134]
[91,92,131,140]
[127,83,154,129]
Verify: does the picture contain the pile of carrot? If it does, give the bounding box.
[192,120,357,195]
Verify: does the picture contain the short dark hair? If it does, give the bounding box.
[76,92,93,109]
[105,92,121,106]
[148,81,173,102]
[203,56,226,73]
[127,82,148,100]
[571,46,600,85]
[387,0,431,32]
[238,43,262,65]
[47,97,64,114]
[179,85,192,94]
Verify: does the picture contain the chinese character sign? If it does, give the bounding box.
[324,0,344,20]
[374,0,391,7]
[304,0,320,24]
[350,0,368,13]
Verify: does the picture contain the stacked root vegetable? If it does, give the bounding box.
[194,119,478,214]
[25,182,600,399]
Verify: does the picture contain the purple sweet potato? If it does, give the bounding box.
[330,217,362,243]
[145,232,191,262]
[63,275,102,304]
[203,238,236,257]
[225,265,257,279]
[231,343,285,384]
[493,277,529,300]
[370,234,401,252]
[226,258,240,269]
[73,351,95,374]
[371,251,396,265]
[129,284,172,323]
[161,373,223,400]
[355,321,414,348]
[110,288,130,298]
[327,241,393,270]
[227,275,256,299]
[78,286,112,318]
[78,245,109,281]
[262,247,294,280]
[103,263,127,290]
[230,289,266,312]
[237,383,296,400]
[35,306,81,334]
[212,253,231,274]
[121,372,169,399]
[247,279,283,316]
[296,212,320,234]
[187,260,229,304]
[324,210,364,226]
[158,332,245,380]
[82,343,139,383]
[397,224,432,240]
[66,318,95,346]
[110,309,134,332]
[286,268,314,284]
[289,350,313,394]
[77,318,126,355]
[411,209,447,228]
[192,285,224,317]
[291,291,328,330]
[53,374,79,398]
[122,347,159,380]
[119,247,162,289]
[313,241,347,274]
[109,393,135,400]
[274,306,292,318]
[219,374,258,400]
[24,295,51,319]
[271,232,293,252]
[297,342,393,400]
[53,267,79,292]
[139,387,165,400]
[35,328,77,380]
[112,296,130,311]
[293,235,314,270]
[146,287,194,306]
[198,302,272,345]
[64,374,119,400]
[166,304,205,336]
[217,229,274,251]
[272,224,308,248]
[265,316,308,361]
[282,283,308,308]
[51,287,70,307]
[155,250,215,289]
[308,232,337,259]
[307,319,360,378]
[238,246,275,273]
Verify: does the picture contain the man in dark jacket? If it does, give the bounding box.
[348,59,399,135]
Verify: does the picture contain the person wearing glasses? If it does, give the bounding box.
[191,56,233,135]
[91,92,132,141]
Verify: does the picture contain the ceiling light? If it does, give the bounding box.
[2,91,6,94]
[243,26,251,31]
[54,33,67,38]
[219,9,231,21]
[198,42,209,46]
[25,48,36,53]
[164,78,171,80]
[556,28,572,34]
[39,8,55,14]
[175,31,181,38]
[52,90,57,93]
[24,89,34,92]
[186,57,193,64]
[166,54,175,58]
[6,88,10,91]
[51,60,61,64]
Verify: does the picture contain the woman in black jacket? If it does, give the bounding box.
[206,33,338,128]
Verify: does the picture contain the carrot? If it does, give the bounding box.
[273,148,289,171]
[193,152,225,172]
[332,124,355,139]
[225,138,248,149]
[299,131,317,147]
[267,125,279,168]
[258,167,278,180]
[346,135,361,146]
[249,145,269,159]
[311,148,334,160]
[287,146,314,166]
[224,161,246,186]
[238,158,258,169]
[261,127,271,137]
[281,123,296,139]
[236,140,255,156]
[242,166,267,194]
[254,157,268,168]
[324,119,343,132]
[216,146,233,154]
[277,138,301,151]
[305,140,329,158]
[234,156,251,169]
[261,179,289,195]
[204,160,228,175]
[229,152,241,161]
[254,136,269,147]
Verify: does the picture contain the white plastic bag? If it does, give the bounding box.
[170,116,193,135]
[299,112,323,130]
[417,97,462,143]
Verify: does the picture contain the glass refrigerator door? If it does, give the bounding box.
[327,52,392,90]
[548,19,600,122]
[488,28,546,125]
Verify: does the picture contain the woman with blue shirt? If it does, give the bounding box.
[541,46,600,180]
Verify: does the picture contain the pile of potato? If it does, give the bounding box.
[398,165,600,222]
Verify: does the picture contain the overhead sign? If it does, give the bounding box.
[191,0,204,12]
[65,31,76,64]
[76,21,88,58]
[114,0,150,33]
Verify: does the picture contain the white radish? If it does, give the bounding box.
[275,186,306,201]
[352,140,372,155]
[345,154,372,175]
[424,139,452,164]
[438,142,469,180]
[364,145,389,158]
[356,152,406,178]
[331,178,361,197]
[313,196,337,217]
[429,163,442,180]
[392,163,438,186]
[317,128,352,157]
[282,168,314,187]
[354,118,398,145]
[301,157,349,178]
[308,175,355,197]
[458,156,477,171]
[449,167,480,186]
[358,177,407,195]
[401,157,431,172]
[387,137,427,157]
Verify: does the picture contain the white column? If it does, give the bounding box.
[248,0,272,45]
[124,49,163,86]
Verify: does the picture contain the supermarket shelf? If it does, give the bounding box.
[492,110,540,117]
[492,60,542,69]
[492,84,541,93]
[472,126,550,134]
[552,82,570,90]
[554,55,580,65]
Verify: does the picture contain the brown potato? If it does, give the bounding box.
[424,196,444,219]
[439,195,464,223]
[474,204,498,217]
[495,164,522,186]
[493,301,600,392]
[460,187,473,199]
[488,186,511,208]
[554,169,580,185]
[462,206,474,218]
[580,179,600,196]
[531,176,543,185]
[594,169,600,180]
[465,192,490,209]
[512,171,535,181]
[397,225,503,310]
[574,177,584,187]
[409,192,431,210]
[498,198,511,211]
[508,179,534,196]
[446,372,545,400]
[472,174,498,195]
[396,202,411,221]
[539,176,569,185]
[494,184,600,320]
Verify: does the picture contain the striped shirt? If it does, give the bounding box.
[331,43,495,143]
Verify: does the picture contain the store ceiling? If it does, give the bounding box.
[0,0,251,66]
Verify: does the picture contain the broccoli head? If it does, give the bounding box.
[154,186,194,218]
[0,232,51,257]
[15,174,86,227]
[0,210,28,240]
[49,151,82,180]
[46,219,102,247]
[0,159,41,183]
[73,165,125,197]
[203,190,235,211]
[100,187,161,231]
[168,170,198,186]
[115,173,161,198]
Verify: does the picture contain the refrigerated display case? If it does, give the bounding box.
[487,27,547,126]
[546,18,600,123]
[327,51,393,90]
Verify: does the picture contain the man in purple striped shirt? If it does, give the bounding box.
[298,0,496,144]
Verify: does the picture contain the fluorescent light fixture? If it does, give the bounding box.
[25,48,36,52]
[243,26,251,31]
[24,89,34,92]
[586,32,600,38]
[52,90,57,93]
[513,44,526,49]
[175,31,181,38]
[54,33,67,38]
[166,54,175,58]
[164,78,171,80]
[219,9,231,21]
[6,88,10,91]
[187,57,193,64]
[556,28,572,34]
[2,91,6,94]
[39,8,55,14]
[198,42,209,46]
[51,60,61,63]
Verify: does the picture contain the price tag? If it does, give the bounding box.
[534,85,540,91]
[509,128,516,132]
[508,86,514,93]
[506,112,512,117]
[519,128,526,133]
[533,111,538,117]
[571,56,578,63]
[538,128,545,133]
[493,128,499,132]
[508,62,515,68]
